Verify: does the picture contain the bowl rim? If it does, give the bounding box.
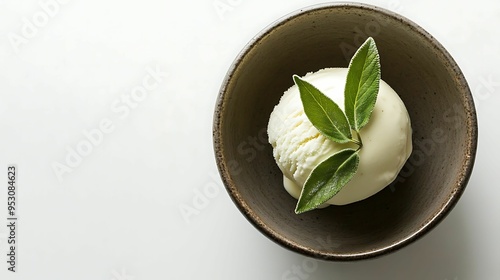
[212,1,478,261]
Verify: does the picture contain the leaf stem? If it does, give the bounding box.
[350,138,361,146]
[355,131,363,149]
[350,131,363,151]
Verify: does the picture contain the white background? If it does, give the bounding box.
[0,0,498,279]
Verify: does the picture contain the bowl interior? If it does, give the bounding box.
[214,3,477,260]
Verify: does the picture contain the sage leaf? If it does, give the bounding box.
[294,75,352,144]
[295,149,359,214]
[344,37,381,132]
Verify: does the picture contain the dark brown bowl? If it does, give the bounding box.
[213,2,477,261]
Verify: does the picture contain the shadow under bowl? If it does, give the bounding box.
[213,2,477,261]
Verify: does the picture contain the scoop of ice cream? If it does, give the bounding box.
[268,68,412,205]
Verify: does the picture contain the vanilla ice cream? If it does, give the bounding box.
[268,68,412,205]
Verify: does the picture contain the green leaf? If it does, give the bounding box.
[344,37,381,132]
[293,75,352,144]
[295,149,359,214]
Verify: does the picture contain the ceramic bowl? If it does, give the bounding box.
[213,2,477,261]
